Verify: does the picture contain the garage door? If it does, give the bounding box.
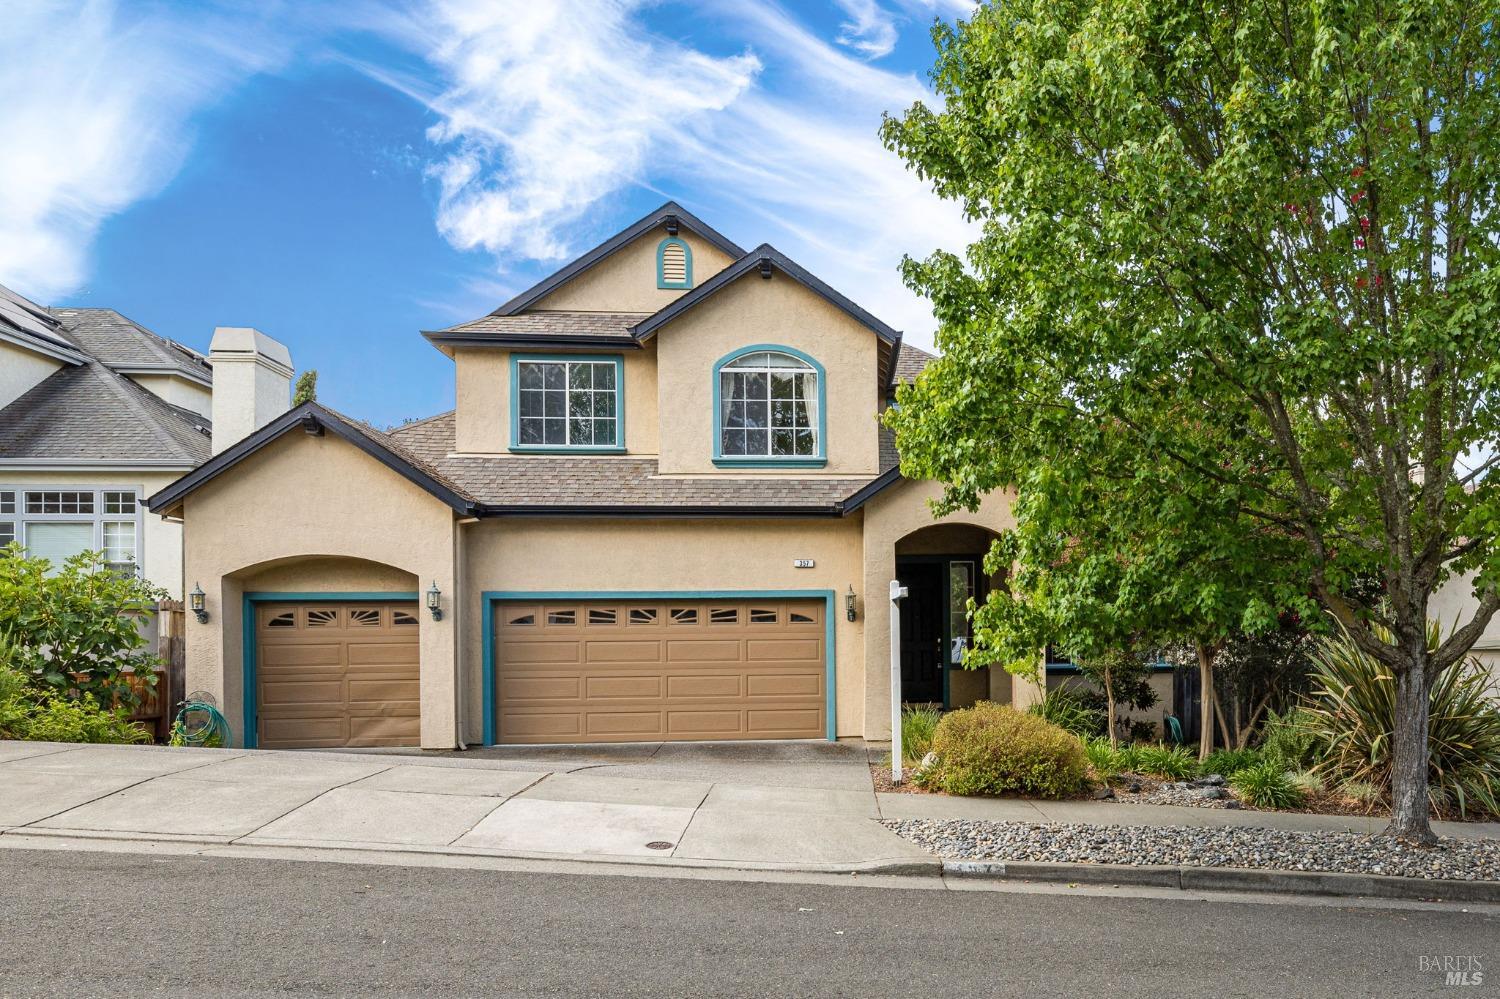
[495,598,826,743]
[255,601,421,749]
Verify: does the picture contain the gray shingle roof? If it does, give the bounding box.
[387,411,876,510]
[51,307,212,383]
[894,343,937,384]
[0,360,211,465]
[429,310,649,342]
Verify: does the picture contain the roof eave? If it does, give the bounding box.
[840,466,905,513]
[476,503,844,519]
[421,331,644,351]
[0,327,88,366]
[147,402,478,517]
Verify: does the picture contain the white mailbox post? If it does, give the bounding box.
[889,578,908,783]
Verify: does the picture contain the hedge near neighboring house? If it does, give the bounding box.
[0,543,160,744]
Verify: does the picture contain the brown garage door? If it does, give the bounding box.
[495,598,826,743]
[255,601,421,749]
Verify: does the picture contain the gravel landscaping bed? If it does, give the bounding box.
[883,818,1500,882]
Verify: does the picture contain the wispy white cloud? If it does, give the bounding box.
[369,0,973,343]
[833,0,899,59]
[0,1,289,300]
[392,0,760,264]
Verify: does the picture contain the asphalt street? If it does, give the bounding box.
[0,849,1493,998]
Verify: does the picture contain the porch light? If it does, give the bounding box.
[426,581,443,621]
[189,583,208,624]
[845,584,857,622]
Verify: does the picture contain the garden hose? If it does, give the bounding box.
[172,697,231,748]
[1165,715,1185,745]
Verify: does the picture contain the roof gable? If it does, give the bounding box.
[147,402,476,517]
[488,202,744,317]
[630,244,902,346]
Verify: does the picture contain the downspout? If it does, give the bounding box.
[454,516,477,750]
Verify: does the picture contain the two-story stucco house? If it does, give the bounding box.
[0,282,293,636]
[148,202,1035,750]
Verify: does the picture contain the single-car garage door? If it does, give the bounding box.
[495,598,826,743]
[255,601,421,749]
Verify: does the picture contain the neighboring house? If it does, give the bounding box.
[1429,572,1500,690]
[148,202,1035,751]
[0,282,294,640]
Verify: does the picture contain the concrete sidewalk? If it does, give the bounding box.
[3,740,1495,877]
[0,740,933,873]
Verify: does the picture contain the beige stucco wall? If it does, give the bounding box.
[532,230,736,313]
[859,478,1034,741]
[0,342,63,410]
[454,343,660,455]
[1047,670,1177,738]
[0,468,189,599]
[126,372,212,418]
[180,430,461,749]
[1422,570,1500,695]
[461,516,866,742]
[653,273,882,476]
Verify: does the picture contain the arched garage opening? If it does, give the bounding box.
[232,556,421,749]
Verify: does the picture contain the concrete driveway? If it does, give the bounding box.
[0,740,930,872]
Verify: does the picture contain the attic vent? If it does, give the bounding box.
[657,237,692,290]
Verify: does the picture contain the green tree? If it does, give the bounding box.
[883,0,1500,843]
[0,544,165,706]
[293,369,318,406]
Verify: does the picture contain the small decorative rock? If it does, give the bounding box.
[1223,800,1242,809]
[1093,788,1115,800]
[882,818,1500,882]
[1126,782,1142,794]
[1200,773,1227,786]
[1197,787,1226,800]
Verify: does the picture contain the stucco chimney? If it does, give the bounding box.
[208,327,293,454]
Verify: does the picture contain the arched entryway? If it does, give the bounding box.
[894,523,1002,710]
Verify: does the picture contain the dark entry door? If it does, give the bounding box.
[897,562,945,703]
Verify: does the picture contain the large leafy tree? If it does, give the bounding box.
[883,0,1500,843]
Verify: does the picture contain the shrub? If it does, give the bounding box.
[1289,770,1324,796]
[0,544,165,707]
[1112,742,1145,773]
[918,701,1090,798]
[1340,780,1380,807]
[1199,747,1264,778]
[1027,686,1105,738]
[893,705,944,766]
[1302,627,1500,817]
[1136,744,1197,780]
[0,661,148,744]
[1230,760,1306,809]
[1259,707,1320,769]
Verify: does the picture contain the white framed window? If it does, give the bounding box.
[511,356,623,451]
[0,486,143,574]
[716,349,822,460]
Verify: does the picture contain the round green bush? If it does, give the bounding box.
[1229,760,1305,810]
[918,701,1090,798]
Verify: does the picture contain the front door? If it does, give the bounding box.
[897,562,945,704]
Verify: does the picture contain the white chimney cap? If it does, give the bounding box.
[208,326,292,373]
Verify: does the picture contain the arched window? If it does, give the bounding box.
[656,237,692,289]
[713,346,826,466]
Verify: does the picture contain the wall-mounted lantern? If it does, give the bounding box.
[426,580,443,621]
[189,583,208,624]
[845,584,857,622]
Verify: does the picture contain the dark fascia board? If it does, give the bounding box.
[631,245,902,345]
[488,202,745,317]
[477,503,843,519]
[839,466,905,513]
[421,332,644,351]
[884,334,905,390]
[147,401,476,517]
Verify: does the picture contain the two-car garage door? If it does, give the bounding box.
[494,598,827,743]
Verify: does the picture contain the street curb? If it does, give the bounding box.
[942,859,1500,903]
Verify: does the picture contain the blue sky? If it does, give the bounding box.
[1,1,974,427]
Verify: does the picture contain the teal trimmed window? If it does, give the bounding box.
[509,354,625,453]
[712,345,826,468]
[656,237,692,289]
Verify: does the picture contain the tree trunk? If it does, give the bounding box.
[1384,662,1435,844]
[1196,642,1217,761]
[1212,683,1232,752]
[1105,661,1117,749]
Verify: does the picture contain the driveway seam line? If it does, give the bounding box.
[228,764,398,843]
[443,773,550,847]
[9,752,251,830]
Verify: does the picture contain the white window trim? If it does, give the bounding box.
[0,485,145,573]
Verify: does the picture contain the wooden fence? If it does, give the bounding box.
[119,600,185,742]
